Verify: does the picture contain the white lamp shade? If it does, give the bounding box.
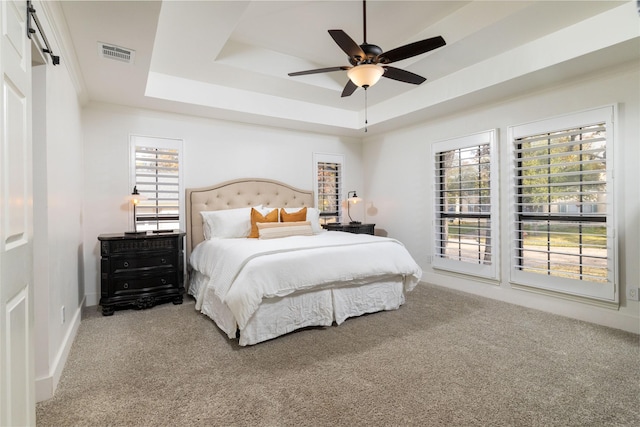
[347,64,384,88]
[347,190,362,203]
[128,188,147,205]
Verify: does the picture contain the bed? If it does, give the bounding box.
[186,178,422,346]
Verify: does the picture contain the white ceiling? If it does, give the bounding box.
[58,0,639,136]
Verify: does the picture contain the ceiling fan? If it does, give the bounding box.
[288,0,446,97]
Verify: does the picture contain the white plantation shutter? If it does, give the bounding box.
[130,136,183,231]
[314,153,343,224]
[432,130,498,279]
[510,106,615,301]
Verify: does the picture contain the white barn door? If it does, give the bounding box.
[0,0,35,425]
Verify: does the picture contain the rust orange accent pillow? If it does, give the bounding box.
[249,208,278,238]
[280,206,307,222]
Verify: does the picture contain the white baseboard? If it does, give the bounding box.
[35,296,84,402]
[421,273,640,335]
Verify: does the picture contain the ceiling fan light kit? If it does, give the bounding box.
[347,64,384,88]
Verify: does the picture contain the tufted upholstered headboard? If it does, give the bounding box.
[185,178,314,260]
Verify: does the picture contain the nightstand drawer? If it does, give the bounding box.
[109,254,175,273]
[113,273,177,295]
[101,237,176,256]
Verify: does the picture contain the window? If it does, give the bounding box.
[432,130,499,279]
[510,106,615,301]
[130,136,183,232]
[313,153,343,224]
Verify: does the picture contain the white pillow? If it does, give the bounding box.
[201,206,258,239]
[281,207,322,234]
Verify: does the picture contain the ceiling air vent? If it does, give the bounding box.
[98,42,135,64]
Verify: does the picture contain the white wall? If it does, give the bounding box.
[32,2,85,402]
[363,61,640,333]
[81,104,364,306]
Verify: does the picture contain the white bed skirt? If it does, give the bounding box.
[189,271,406,346]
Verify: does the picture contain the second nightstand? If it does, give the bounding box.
[322,223,375,235]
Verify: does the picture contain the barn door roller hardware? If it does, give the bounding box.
[27,0,60,65]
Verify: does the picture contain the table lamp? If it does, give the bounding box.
[125,186,147,235]
[347,191,362,224]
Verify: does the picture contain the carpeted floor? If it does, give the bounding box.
[36,283,639,426]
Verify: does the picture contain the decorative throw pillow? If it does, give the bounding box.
[281,207,323,234]
[257,221,314,239]
[249,207,278,238]
[280,206,307,222]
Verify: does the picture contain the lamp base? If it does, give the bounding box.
[124,231,147,236]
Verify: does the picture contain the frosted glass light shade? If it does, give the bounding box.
[347,64,384,88]
[347,191,362,203]
[127,186,147,205]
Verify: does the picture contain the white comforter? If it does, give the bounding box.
[189,231,422,329]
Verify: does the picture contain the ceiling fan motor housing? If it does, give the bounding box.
[350,43,383,65]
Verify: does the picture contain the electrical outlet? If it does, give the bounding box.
[627,287,639,301]
[61,306,65,324]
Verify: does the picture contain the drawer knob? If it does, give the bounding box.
[161,278,167,285]
[161,258,167,264]
[123,261,129,268]
[123,283,129,289]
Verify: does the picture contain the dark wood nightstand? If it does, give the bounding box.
[98,231,185,316]
[322,223,375,235]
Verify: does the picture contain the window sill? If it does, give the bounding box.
[509,281,620,310]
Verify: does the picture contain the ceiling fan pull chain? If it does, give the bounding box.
[364,87,368,132]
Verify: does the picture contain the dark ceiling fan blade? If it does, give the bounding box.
[378,36,446,64]
[382,66,426,85]
[341,79,358,97]
[288,66,349,77]
[328,29,366,61]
